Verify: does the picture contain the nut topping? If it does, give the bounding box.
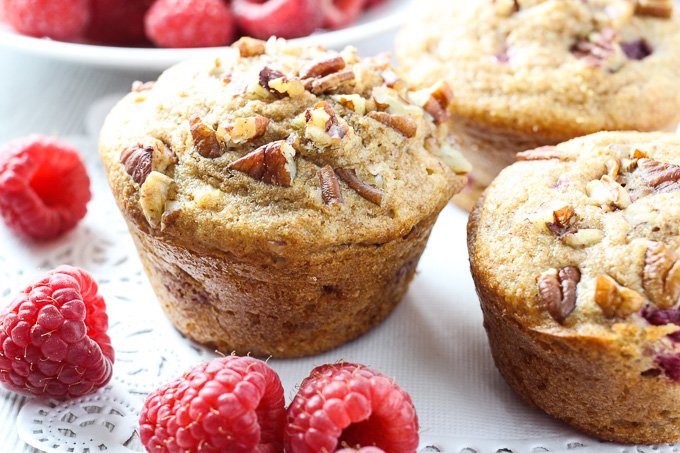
[538,267,581,324]
[572,28,626,71]
[594,274,644,318]
[305,102,350,148]
[367,111,417,138]
[190,116,222,159]
[217,116,269,144]
[644,242,680,309]
[494,0,520,16]
[546,205,575,238]
[636,158,680,190]
[433,142,472,174]
[635,0,673,18]
[586,175,631,210]
[318,165,343,205]
[228,140,297,187]
[121,145,152,184]
[331,94,367,115]
[232,37,266,57]
[562,229,605,248]
[299,55,346,79]
[309,70,356,95]
[516,146,569,161]
[421,81,454,125]
[139,171,174,228]
[259,67,304,98]
[335,168,384,206]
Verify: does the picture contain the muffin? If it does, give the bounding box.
[397,0,680,210]
[99,38,468,358]
[468,131,680,443]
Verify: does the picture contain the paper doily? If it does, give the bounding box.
[1,95,679,453]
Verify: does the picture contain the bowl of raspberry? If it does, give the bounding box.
[0,0,407,70]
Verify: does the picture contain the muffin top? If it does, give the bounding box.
[469,132,680,376]
[397,0,680,141]
[100,38,467,253]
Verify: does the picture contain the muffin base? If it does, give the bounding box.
[128,212,439,358]
[468,205,680,444]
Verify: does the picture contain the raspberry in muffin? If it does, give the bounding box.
[468,131,680,443]
[99,38,468,358]
[397,0,680,210]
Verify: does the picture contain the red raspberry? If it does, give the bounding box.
[0,266,114,399]
[321,0,367,30]
[144,0,235,48]
[363,0,385,9]
[232,0,324,40]
[139,356,286,453]
[285,363,419,453]
[337,448,385,453]
[85,0,154,46]
[3,0,90,41]
[0,135,91,241]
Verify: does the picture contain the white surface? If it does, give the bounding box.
[1,95,677,453]
[0,0,408,71]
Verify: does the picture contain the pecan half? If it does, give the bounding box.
[644,242,680,309]
[516,146,568,161]
[367,111,417,138]
[538,267,581,324]
[190,115,222,158]
[586,174,631,210]
[259,67,304,98]
[217,116,269,144]
[422,81,453,125]
[299,55,346,79]
[228,140,297,187]
[305,102,350,148]
[335,168,384,206]
[635,0,673,18]
[232,37,266,57]
[120,145,152,185]
[309,70,356,95]
[594,274,644,318]
[318,165,343,205]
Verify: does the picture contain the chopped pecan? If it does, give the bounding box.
[636,158,680,190]
[422,81,454,125]
[594,274,644,318]
[299,55,346,79]
[305,102,350,148]
[494,0,520,16]
[335,168,384,206]
[318,165,343,205]
[635,0,673,18]
[572,28,625,71]
[259,67,304,98]
[217,116,269,144]
[309,70,355,95]
[331,94,367,115]
[367,111,417,138]
[562,229,604,248]
[121,145,152,185]
[139,171,174,228]
[644,242,680,309]
[586,175,631,210]
[381,69,406,91]
[546,205,575,238]
[538,267,581,324]
[228,140,297,187]
[433,142,472,174]
[232,37,266,57]
[190,115,222,158]
[516,146,568,161]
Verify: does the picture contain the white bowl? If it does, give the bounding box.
[0,0,408,71]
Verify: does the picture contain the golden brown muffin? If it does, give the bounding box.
[397,0,680,210]
[468,131,680,443]
[99,38,468,358]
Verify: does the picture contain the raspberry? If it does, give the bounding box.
[337,448,385,453]
[3,0,90,41]
[363,0,385,9]
[285,363,419,453]
[0,266,113,399]
[0,135,91,241]
[321,0,367,30]
[657,354,680,381]
[144,0,235,48]
[232,0,324,40]
[641,306,680,342]
[85,0,154,46]
[139,356,286,453]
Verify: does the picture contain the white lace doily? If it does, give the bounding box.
[0,95,678,453]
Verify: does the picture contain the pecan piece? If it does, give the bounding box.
[422,81,453,125]
[586,174,631,210]
[299,55,346,79]
[232,37,266,57]
[217,116,269,144]
[635,0,673,18]
[546,205,576,238]
[644,242,680,309]
[594,274,644,318]
[516,146,568,161]
[190,115,222,158]
[331,94,367,115]
[636,158,680,191]
[367,111,417,138]
[562,229,605,248]
[381,69,407,91]
[335,168,384,206]
[140,171,174,228]
[494,0,520,16]
[305,102,350,148]
[228,140,297,187]
[259,67,304,98]
[572,28,625,71]
[121,145,152,184]
[538,267,581,324]
[309,70,356,95]
[318,165,343,205]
